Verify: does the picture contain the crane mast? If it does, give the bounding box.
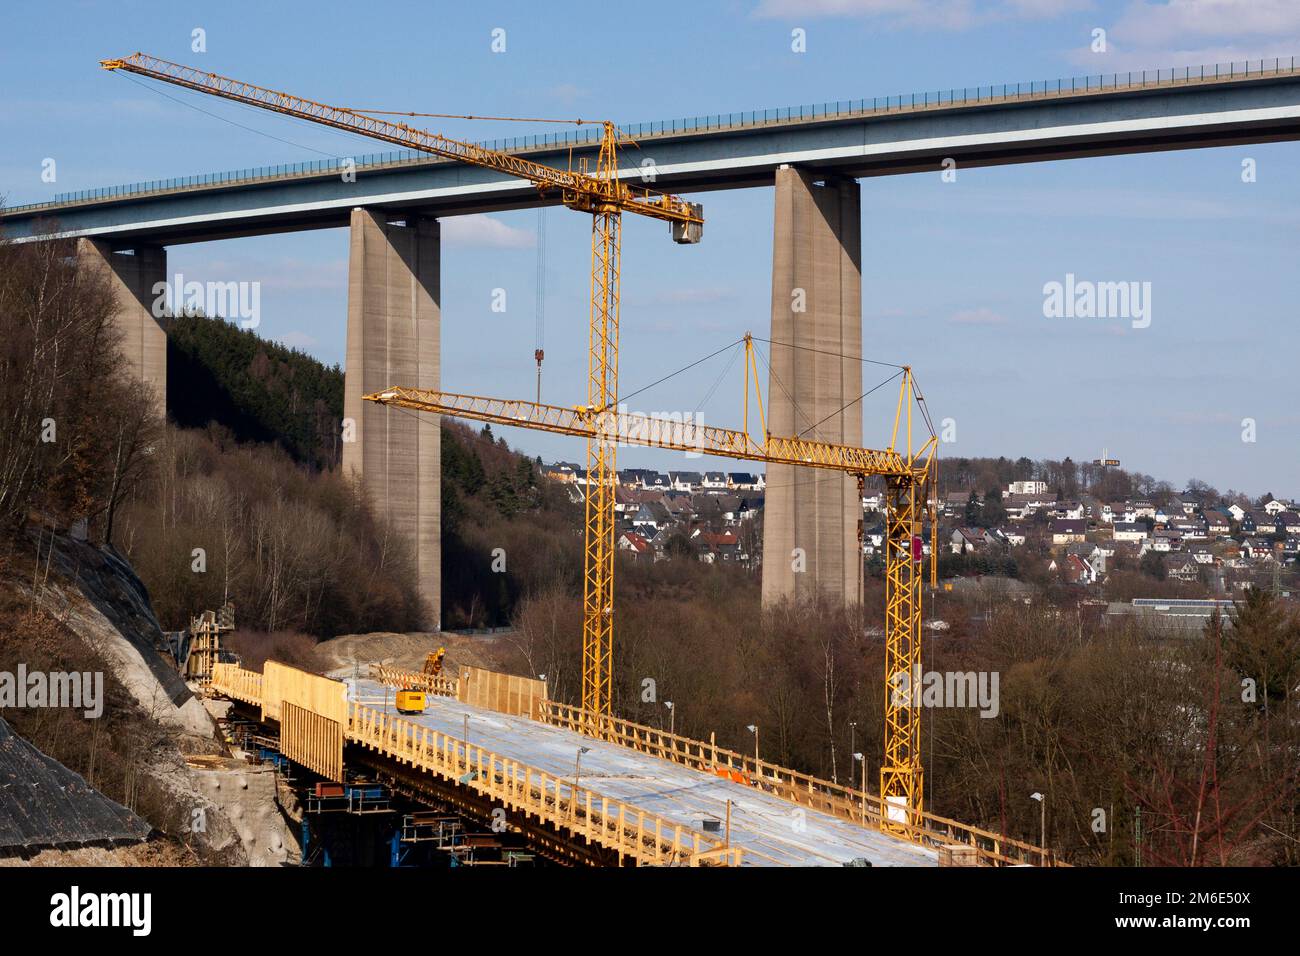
[101,52,702,721]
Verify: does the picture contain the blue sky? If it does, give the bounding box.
[3,1,1298,496]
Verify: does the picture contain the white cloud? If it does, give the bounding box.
[1114,0,1300,46]
[950,307,1009,325]
[440,214,534,249]
[1069,1,1300,70]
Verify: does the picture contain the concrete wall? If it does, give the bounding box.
[761,166,863,606]
[342,209,441,627]
[76,240,167,419]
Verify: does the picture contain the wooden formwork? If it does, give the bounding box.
[206,661,737,866]
[369,663,458,698]
[211,662,262,706]
[456,666,547,720]
[261,662,347,783]
[347,702,738,866]
[538,700,1059,867]
[282,702,344,782]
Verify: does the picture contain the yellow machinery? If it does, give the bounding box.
[422,646,446,677]
[395,689,427,715]
[100,53,702,724]
[98,57,937,835]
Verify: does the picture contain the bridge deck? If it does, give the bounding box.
[348,676,936,867]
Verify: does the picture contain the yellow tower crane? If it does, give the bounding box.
[361,337,938,836]
[98,57,939,834]
[100,53,704,721]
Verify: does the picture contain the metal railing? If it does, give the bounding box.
[539,700,1060,866]
[5,55,1297,215]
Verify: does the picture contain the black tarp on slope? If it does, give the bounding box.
[0,716,151,850]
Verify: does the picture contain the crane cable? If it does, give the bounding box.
[534,207,546,403]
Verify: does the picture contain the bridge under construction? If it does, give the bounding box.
[211,660,1052,867]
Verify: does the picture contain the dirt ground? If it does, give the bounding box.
[313,630,528,679]
[0,837,198,867]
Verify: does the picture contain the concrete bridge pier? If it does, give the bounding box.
[761,165,863,607]
[76,239,168,419]
[342,208,441,628]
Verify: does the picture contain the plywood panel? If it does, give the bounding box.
[262,660,347,725]
[282,702,344,782]
[456,666,547,719]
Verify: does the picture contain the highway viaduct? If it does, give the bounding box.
[6,59,1300,625]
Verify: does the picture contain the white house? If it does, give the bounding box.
[1113,521,1149,543]
[1008,480,1048,495]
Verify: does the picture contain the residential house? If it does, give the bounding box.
[1263,498,1288,515]
[1169,516,1207,540]
[640,472,672,492]
[1063,553,1098,585]
[1243,511,1278,536]
[726,472,760,491]
[1242,538,1275,562]
[693,529,741,563]
[1279,512,1300,535]
[701,472,728,491]
[1204,512,1230,537]
[1051,518,1087,545]
[630,501,670,533]
[544,462,581,483]
[997,527,1027,547]
[1164,555,1200,582]
[1008,480,1048,495]
[1187,544,1216,565]
[950,527,988,555]
[1112,521,1149,543]
[1226,503,1246,523]
[668,471,701,492]
[617,530,653,559]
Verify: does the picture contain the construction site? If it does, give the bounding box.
[2,11,1298,900]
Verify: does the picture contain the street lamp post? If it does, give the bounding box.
[853,752,865,823]
[1031,791,1047,863]
[574,746,591,822]
[665,700,675,736]
[746,724,759,772]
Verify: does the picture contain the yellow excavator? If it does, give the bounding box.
[395,646,446,715]
[422,647,446,677]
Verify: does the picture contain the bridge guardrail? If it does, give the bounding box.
[348,702,741,867]
[539,700,1060,867]
[211,662,263,706]
[368,663,458,698]
[6,56,1298,215]
[207,662,740,865]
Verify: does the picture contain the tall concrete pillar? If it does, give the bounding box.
[76,240,167,419]
[342,209,441,628]
[761,166,863,607]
